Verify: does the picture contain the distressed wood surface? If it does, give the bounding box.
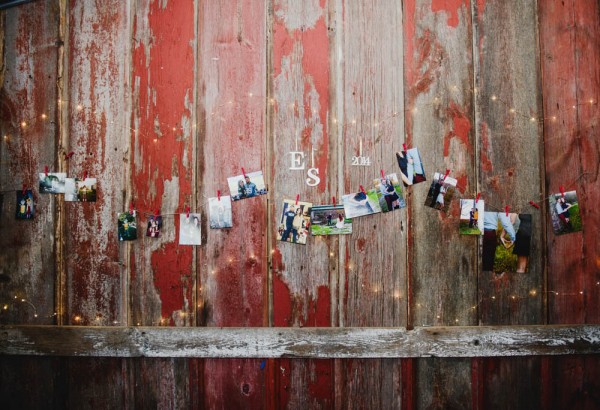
[538,1,600,409]
[2,325,600,358]
[404,0,477,408]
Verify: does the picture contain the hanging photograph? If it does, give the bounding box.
[208,196,233,229]
[146,214,163,238]
[395,148,426,186]
[117,211,137,241]
[276,199,312,245]
[482,212,532,274]
[38,172,67,194]
[549,190,582,235]
[16,190,34,220]
[179,213,202,245]
[65,178,97,202]
[459,199,485,235]
[342,190,382,219]
[424,172,457,212]
[227,170,268,201]
[310,205,352,236]
[373,173,406,213]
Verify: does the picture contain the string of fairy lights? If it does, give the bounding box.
[1,87,598,326]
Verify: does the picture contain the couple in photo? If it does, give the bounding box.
[483,212,532,274]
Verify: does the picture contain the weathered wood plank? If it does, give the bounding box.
[2,325,599,358]
[404,0,477,408]
[197,0,268,407]
[0,0,58,326]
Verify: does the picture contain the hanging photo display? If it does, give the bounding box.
[38,172,67,194]
[117,211,137,241]
[310,204,352,236]
[373,173,406,213]
[179,213,202,245]
[208,196,233,229]
[395,148,426,186]
[549,190,582,235]
[459,199,485,235]
[146,214,163,238]
[424,172,457,212]
[227,170,268,201]
[276,199,312,245]
[342,189,382,219]
[483,212,532,274]
[65,178,97,202]
[16,189,34,220]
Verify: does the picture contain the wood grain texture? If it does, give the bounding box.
[0,0,58,326]
[404,0,477,408]
[197,0,268,407]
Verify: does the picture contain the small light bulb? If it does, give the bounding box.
[491,95,497,101]
[530,117,536,122]
[76,105,83,111]
[509,108,515,113]
[20,121,27,128]
[41,113,47,119]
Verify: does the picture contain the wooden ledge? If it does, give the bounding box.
[1,325,599,358]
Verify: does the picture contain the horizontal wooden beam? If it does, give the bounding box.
[1,325,599,358]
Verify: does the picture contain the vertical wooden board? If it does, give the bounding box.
[0,1,58,325]
[197,0,267,407]
[130,0,196,327]
[473,0,544,408]
[131,358,190,409]
[270,0,335,407]
[538,0,600,405]
[404,0,476,407]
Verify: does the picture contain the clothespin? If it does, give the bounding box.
[83,170,88,180]
[130,201,135,216]
[380,169,385,179]
[241,167,247,179]
[505,205,509,217]
[217,190,221,201]
[44,165,48,177]
[529,201,540,209]
[442,169,451,181]
[475,193,481,204]
[332,196,336,207]
[403,143,407,152]
[155,208,160,217]
[22,184,27,195]
[64,151,74,160]
[560,186,565,198]
[295,194,299,205]
[360,185,366,195]
[186,206,190,218]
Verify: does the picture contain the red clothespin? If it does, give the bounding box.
[403,143,408,152]
[155,208,160,217]
[360,185,366,195]
[217,190,221,201]
[186,206,190,218]
[44,165,48,176]
[130,201,135,216]
[83,170,88,180]
[332,196,336,207]
[380,170,385,179]
[22,184,27,195]
[295,194,299,205]
[560,186,565,198]
[505,205,509,217]
[241,167,247,179]
[529,200,540,209]
[475,193,481,204]
[64,151,74,160]
[442,169,451,181]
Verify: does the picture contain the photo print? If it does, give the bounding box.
[208,196,233,229]
[65,178,97,202]
[395,148,426,186]
[373,173,406,213]
[16,190,34,220]
[342,189,382,219]
[276,199,312,245]
[179,213,202,245]
[310,205,352,236]
[117,211,137,241]
[38,172,67,194]
[459,199,485,235]
[424,172,457,212]
[227,170,267,201]
[483,212,532,274]
[146,214,163,238]
[549,190,582,235]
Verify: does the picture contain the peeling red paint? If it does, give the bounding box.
[479,122,493,172]
[444,102,473,157]
[431,0,469,28]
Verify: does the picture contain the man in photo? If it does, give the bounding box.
[243,176,258,198]
[281,204,297,242]
[555,196,573,231]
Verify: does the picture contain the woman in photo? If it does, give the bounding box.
[336,213,345,229]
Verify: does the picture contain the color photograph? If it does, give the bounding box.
[276,199,312,245]
[373,173,406,213]
[549,190,582,235]
[38,172,67,194]
[227,170,268,201]
[310,205,352,236]
[64,178,97,202]
[118,211,137,241]
[424,172,457,212]
[209,196,233,229]
[146,215,162,238]
[395,148,426,186]
[459,199,485,235]
[16,190,34,220]
[342,190,382,219]
[179,213,202,245]
[482,212,532,274]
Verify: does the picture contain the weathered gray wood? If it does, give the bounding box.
[2,325,599,358]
